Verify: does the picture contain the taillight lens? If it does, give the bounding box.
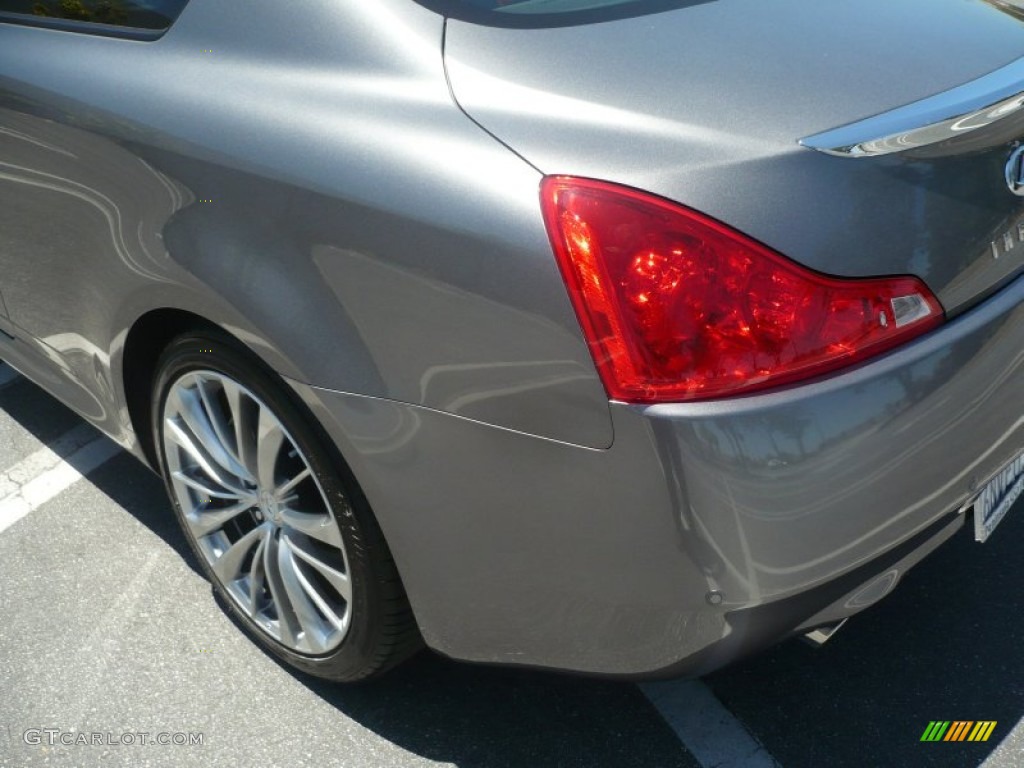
[540,176,944,403]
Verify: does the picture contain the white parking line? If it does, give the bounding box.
[0,422,97,496]
[640,680,781,768]
[0,425,121,535]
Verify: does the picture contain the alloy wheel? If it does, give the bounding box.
[161,370,352,655]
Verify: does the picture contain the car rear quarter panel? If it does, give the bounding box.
[296,273,1024,675]
[0,0,613,450]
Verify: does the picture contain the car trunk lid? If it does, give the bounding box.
[444,0,1024,314]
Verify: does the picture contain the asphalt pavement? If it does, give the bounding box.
[1,362,1021,768]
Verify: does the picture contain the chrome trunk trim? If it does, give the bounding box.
[800,56,1024,157]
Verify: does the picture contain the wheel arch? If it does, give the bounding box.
[116,287,336,471]
[121,308,223,470]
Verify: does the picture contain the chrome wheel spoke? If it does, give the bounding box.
[212,523,267,584]
[196,377,255,485]
[171,385,251,487]
[277,536,332,651]
[262,533,301,647]
[221,378,260,484]
[172,469,247,501]
[186,497,258,538]
[275,467,311,500]
[279,506,344,549]
[284,533,351,603]
[165,417,248,497]
[247,533,268,613]
[256,407,286,491]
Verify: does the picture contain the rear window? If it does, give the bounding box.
[459,0,641,12]
[416,0,706,27]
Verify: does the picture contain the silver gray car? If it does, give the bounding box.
[2,0,1024,682]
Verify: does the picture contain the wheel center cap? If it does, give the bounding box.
[259,490,281,524]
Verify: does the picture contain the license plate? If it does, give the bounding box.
[974,451,1024,542]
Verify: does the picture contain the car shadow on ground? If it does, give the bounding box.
[109,467,697,768]
[1,370,696,768]
[0,374,203,578]
[705,502,1024,768]
[294,650,696,768]
[8,367,1021,768]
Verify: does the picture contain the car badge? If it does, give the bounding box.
[1005,144,1024,196]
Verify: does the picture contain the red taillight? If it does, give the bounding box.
[540,176,944,403]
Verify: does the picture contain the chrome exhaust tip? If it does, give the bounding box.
[802,618,848,647]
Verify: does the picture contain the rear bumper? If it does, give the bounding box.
[653,510,963,679]
[292,273,1024,677]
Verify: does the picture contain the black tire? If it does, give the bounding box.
[151,328,420,681]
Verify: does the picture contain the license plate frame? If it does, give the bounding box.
[973,450,1024,542]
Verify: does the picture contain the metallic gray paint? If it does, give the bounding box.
[1,0,1023,676]
[0,0,612,450]
[445,0,1024,315]
[294,271,1024,674]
